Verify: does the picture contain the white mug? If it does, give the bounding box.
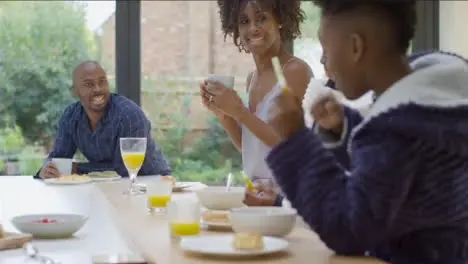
[51,158,73,175]
[206,74,235,90]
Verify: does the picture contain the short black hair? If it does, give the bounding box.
[217,0,305,52]
[311,0,417,54]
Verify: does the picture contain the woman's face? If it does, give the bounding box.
[238,1,281,55]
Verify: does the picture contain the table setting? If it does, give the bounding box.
[0,137,387,263]
[0,177,388,264]
[0,177,133,264]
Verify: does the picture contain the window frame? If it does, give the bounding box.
[115,0,141,105]
[116,1,439,105]
[412,1,439,52]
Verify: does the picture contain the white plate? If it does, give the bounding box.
[44,178,93,185]
[173,182,196,192]
[201,219,231,228]
[92,254,146,264]
[180,235,289,257]
[91,175,122,182]
[87,171,121,182]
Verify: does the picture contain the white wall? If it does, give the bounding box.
[439,1,468,57]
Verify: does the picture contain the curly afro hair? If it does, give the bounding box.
[217,0,305,52]
[311,0,417,54]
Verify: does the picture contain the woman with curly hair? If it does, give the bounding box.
[199,0,313,207]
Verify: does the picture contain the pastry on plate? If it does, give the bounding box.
[232,232,264,250]
[57,174,91,181]
[87,171,118,178]
[161,175,176,186]
[202,210,229,223]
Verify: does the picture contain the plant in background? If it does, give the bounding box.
[300,2,321,39]
[0,116,25,173]
[17,146,44,176]
[186,114,242,170]
[0,1,97,148]
[0,121,24,155]
[142,77,243,185]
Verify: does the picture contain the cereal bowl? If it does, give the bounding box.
[229,207,297,237]
[11,213,87,239]
[195,187,245,210]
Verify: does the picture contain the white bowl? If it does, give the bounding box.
[229,207,297,237]
[195,187,245,210]
[11,213,87,239]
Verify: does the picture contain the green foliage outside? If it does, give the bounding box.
[0,1,97,175]
[155,114,244,185]
[142,77,245,185]
[0,118,24,154]
[0,1,97,147]
[0,118,23,172]
[300,2,321,39]
[0,2,320,182]
[0,122,43,175]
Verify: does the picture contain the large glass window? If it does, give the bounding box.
[0,1,115,175]
[439,1,468,57]
[139,1,252,185]
[294,2,324,78]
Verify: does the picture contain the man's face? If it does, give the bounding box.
[73,63,110,113]
[318,15,368,100]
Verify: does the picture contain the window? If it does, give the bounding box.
[0,1,115,175]
[294,2,324,78]
[139,1,252,185]
[439,1,468,57]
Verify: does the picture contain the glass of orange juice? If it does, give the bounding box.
[120,137,147,195]
[167,200,201,241]
[146,177,173,213]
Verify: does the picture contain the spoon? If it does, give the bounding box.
[240,170,255,191]
[225,172,233,192]
[242,175,255,191]
[24,243,61,264]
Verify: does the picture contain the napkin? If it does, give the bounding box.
[302,78,336,128]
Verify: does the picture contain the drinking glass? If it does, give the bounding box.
[167,200,200,241]
[252,178,274,189]
[120,137,147,195]
[253,178,284,206]
[146,177,173,213]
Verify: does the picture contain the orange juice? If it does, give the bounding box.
[122,152,145,170]
[170,222,200,236]
[147,195,171,207]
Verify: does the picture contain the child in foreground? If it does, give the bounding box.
[303,50,468,171]
[264,0,468,263]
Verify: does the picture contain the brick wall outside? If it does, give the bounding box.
[97,1,254,130]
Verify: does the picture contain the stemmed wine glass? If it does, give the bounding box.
[120,137,147,195]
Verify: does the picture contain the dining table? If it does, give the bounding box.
[0,176,386,264]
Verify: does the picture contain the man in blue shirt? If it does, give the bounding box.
[36,61,171,179]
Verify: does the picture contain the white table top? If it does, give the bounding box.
[0,176,133,264]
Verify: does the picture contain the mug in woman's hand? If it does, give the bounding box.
[206,74,235,90]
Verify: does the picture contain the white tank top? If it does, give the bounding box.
[241,83,282,183]
[241,58,296,187]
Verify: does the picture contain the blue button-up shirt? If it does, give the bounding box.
[35,93,171,177]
